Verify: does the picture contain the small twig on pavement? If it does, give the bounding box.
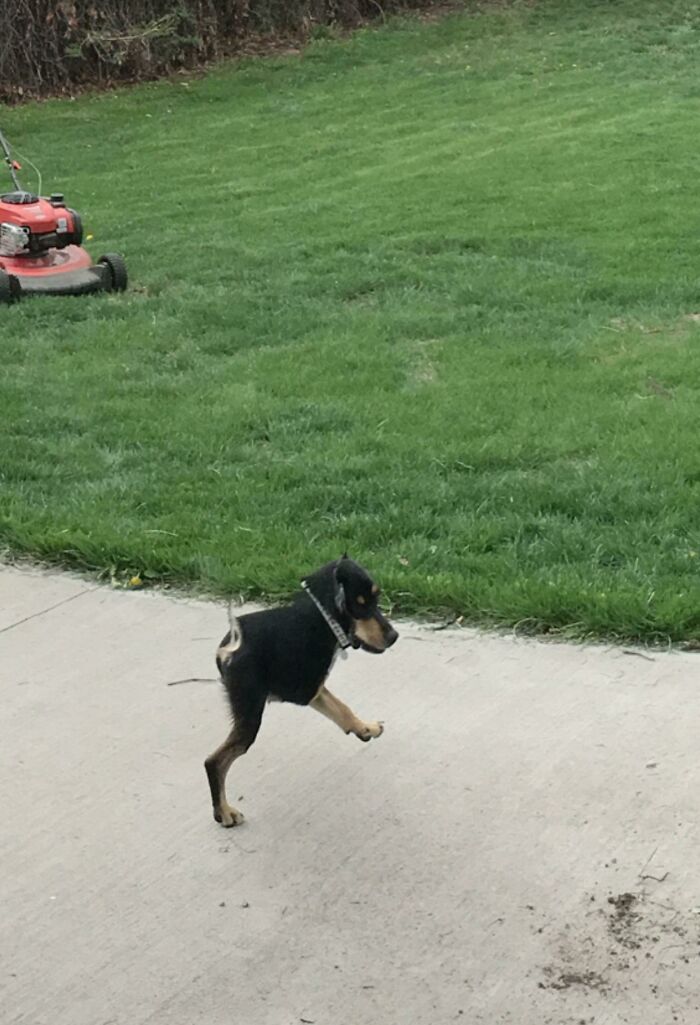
[640,872,669,883]
[622,649,655,662]
[638,846,659,877]
[166,676,218,686]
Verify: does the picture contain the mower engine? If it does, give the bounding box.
[0,190,83,257]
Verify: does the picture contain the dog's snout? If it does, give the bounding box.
[385,625,399,648]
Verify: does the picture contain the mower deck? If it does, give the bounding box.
[1,245,111,296]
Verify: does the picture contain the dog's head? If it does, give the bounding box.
[334,555,398,654]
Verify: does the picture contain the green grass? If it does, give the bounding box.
[3,0,700,642]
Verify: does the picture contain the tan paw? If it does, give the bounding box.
[214,803,245,828]
[355,720,384,742]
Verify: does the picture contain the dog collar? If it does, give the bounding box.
[301,580,352,654]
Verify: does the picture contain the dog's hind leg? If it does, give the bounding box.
[204,693,265,827]
[310,684,383,742]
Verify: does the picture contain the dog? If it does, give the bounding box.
[205,555,399,827]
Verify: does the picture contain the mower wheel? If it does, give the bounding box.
[67,208,83,246]
[0,269,21,304]
[98,253,128,293]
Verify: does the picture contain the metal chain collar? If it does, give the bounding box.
[301,580,351,654]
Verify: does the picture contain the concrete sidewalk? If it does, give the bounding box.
[2,564,700,1025]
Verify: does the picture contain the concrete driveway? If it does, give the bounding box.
[2,564,700,1025]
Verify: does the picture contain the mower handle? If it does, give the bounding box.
[0,127,22,191]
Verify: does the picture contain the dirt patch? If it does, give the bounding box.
[537,884,700,1002]
[404,338,441,389]
[606,891,642,949]
[539,967,608,993]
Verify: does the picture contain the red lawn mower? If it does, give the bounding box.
[0,127,127,303]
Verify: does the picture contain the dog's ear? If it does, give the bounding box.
[340,551,349,560]
[333,561,347,613]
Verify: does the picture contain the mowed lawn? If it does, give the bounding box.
[2,0,700,642]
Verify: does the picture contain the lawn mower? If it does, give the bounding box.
[0,126,127,303]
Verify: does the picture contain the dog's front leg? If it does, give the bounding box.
[310,684,383,742]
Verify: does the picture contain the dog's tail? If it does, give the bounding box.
[216,603,242,669]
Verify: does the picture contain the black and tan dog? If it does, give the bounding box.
[205,556,398,827]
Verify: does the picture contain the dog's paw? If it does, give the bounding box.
[214,804,245,828]
[355,720,384,742]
